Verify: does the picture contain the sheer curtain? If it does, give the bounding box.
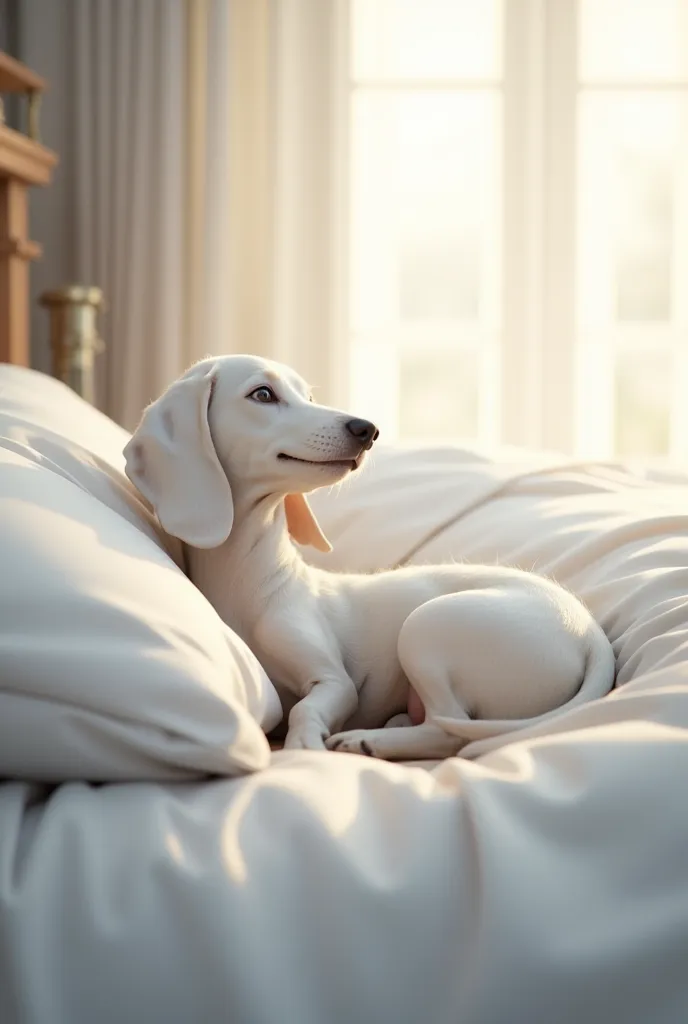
[22,0,688,455]
[20,0,342,429]
[70,0,188,428]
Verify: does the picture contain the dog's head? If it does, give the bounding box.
[123,354,378,552]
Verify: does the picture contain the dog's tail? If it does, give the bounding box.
[433,622,616,760]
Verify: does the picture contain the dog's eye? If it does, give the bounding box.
[249,386,278,404]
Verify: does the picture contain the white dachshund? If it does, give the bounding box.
[124,355,615,760]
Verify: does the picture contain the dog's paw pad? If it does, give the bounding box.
[326,732,378,757]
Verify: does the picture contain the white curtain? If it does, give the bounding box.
[70,0,232,428]
[19,0,341,429]
[71,0,185,428]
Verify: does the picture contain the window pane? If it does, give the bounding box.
[578,94,682,329]
[349,340,399,438]
[580,0,688,83]
[350,90,501,333]
[614,352,671,456]
[351,0,502,82]
[615,153,673,323]
[398,348,480,440]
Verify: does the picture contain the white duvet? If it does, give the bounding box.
[2,377,688,1022]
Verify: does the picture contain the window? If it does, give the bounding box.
[341,0,688,458]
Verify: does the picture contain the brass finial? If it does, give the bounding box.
[39,286,105,405]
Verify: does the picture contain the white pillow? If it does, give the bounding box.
[0,366,281,781]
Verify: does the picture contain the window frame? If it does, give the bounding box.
[329,0,688,458]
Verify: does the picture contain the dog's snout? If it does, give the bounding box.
[345,418,379,448]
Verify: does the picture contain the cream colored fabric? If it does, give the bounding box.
[1,734,686,1024]
[309,445,688,682]
[309,445,688,755]
[2,405,688,1020]
[307,443,566,570]
[0,366,280,780]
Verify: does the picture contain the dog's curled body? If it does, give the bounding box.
[187,498,614,759]
[126,354,616,762]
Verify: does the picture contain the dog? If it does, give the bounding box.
[124,354,615,761]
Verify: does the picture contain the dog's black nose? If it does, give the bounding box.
[345,418,379,448]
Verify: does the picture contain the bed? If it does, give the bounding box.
[1,362,688,1024]
[0,52,57,368]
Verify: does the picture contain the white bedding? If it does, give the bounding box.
[1,372,688,1023]
[309,449,688,758]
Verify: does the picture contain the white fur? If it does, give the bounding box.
[124,355,616,761]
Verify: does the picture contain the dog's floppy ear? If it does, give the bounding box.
[124,368,233,548]
[284,493,332,553]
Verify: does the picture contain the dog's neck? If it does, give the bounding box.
[186,491,311,636]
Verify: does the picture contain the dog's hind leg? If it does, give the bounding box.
[326,604,477,761]
[326,721,463,760]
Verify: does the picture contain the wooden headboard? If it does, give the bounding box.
[0,51,57,367]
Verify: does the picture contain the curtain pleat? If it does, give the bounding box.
[108,0,136,419]
[70,0,185,428]
[200,0,233,361]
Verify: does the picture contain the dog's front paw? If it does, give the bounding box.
[283,722,329,751]
[326,730,378,757]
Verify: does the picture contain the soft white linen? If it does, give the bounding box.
[0,366,281,780]
[1,731,686,1024]
[1,387,688,1021]
[309,447,688,756]
[307,443,565,570]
